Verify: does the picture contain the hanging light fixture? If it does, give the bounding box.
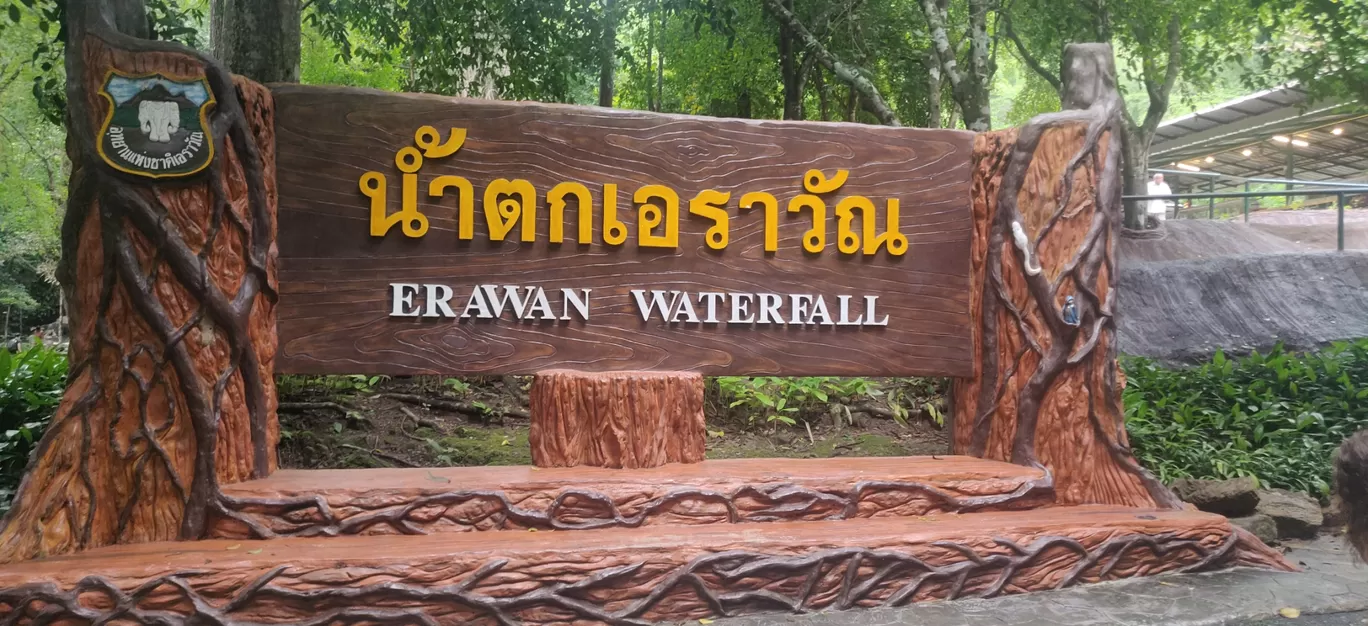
[1175,163,1202,172]
[1272,135,1291,143]
[1204,156,1215,163]
[1332,127,1345,135]
[1242,148,1254,157]
[1291,138,1310,147]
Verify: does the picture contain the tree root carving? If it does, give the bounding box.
[0,526,1273,625]
[211,473,1055,538]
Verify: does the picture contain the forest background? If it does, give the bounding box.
[1,0,1364,328]
[1,0,1366,507]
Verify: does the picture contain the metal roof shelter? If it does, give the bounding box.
[1148,84,1368,190]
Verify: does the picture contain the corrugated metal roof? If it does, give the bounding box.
[1147,84,1367,189]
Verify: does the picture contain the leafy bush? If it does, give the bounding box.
[1124,341,1368,496]
[0,342,67,511]
[717,376,882,425]
[276,373,389,397]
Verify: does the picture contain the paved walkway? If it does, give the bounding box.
[717,536,1368,626]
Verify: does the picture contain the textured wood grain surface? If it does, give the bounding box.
[208,456,1053,538]
[528,370,705,468]
[271,85,975,377]
[950,45,1180,511]
[0,507,1293,624]
[0,18,278,565]
[953,127,1160,507]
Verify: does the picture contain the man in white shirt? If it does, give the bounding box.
[1146,173,1173,227]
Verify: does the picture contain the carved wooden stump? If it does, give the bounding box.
[950,43,1179,509]
[0,2,278,565]
[529,371,705,469]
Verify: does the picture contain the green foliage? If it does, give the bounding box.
[299,23,405,90]
[718,376,879,426]
[308,0,601,103]
[1253,0,1368,102]
[2,0,204,126]
[433,427,531,465]
[442,377,472,398]
[0,341,67,512]
[1124,341,1368,497]
[0,5,64,330]
[276,374,387,397]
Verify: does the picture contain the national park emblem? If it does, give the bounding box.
[97,71,216,178]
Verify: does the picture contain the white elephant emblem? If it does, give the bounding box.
[137,100,180,143]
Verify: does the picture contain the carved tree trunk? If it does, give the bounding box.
[529,371,704,469]
[0,0,278,564]
[950,44,1180,510]
[210,0,301,83]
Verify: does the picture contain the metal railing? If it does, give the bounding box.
[1123,188,1368,251]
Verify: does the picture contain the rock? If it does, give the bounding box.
[1255,488,1323,539]
[1323,495,1346,532]
[1229,514,1278,545]
[1170,477,1260,517]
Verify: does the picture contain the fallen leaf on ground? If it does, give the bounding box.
[1279,607,1301,618]
[225,544,241,550]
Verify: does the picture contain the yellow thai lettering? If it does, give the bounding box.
[803,168,848,193]
[835,196,874,255]
[739,192,779,253]
[414,126,466,158]
[787,169,847,254]
[361,128,910,255]
[483,179,537,242]
[364,147,430,238]
[835,195,909,256]
[688,189,731,250]
[429,175,474,239]
[602,183,628,246]
[635,184,679,248]
[865,198,909,256]
[548,182,595,244]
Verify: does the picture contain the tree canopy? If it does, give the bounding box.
[0,0,1361,335]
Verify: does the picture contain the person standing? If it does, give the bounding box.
[1146,173,1173,227]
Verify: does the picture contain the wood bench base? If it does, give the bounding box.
[209,456,1052,538]
[0,506,1293,625]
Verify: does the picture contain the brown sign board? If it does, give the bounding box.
[272,84,975,377]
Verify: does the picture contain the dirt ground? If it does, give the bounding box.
[276,376,951,470]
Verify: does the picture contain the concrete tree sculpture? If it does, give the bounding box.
[0,0,279,563]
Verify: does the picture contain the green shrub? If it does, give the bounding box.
[1123,341,1368,496]
[717,376,882,425]
[0,342,68,512]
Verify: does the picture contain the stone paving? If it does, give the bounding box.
[715,535,1368,626]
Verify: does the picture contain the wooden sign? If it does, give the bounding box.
[273,85,974,376]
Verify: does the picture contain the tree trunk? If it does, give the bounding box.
[0,0,279,564]
[210,0,300,83]
[779,0,801,120]
[963,0,993,130]
[646,6,656,112]
[815,66,829,121]
[736,89,752,118]
[950,44,1179,509]
[918,0,991,131]
[1120,123,1149,229]
[926,50,942,129]
[655,8,665,111]
[598,0,616,107]
[763,0,899,126]
[529,371,704,469]
[845,85,857,122]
